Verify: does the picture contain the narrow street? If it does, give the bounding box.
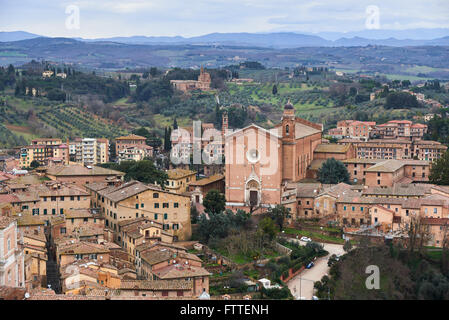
[286,239,345,300]
[45,238,62,293]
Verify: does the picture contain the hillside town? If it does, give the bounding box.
[2,0,449,308]
[1,99,448,301]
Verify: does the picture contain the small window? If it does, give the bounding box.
[153,193,159,198]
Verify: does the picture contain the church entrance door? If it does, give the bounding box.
[249,191,258,206]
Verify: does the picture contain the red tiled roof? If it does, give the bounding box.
[421,218,449,226]
[0,194,20,203]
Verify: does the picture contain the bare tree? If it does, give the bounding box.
[407,214,432,255]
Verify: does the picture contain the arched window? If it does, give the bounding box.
[285,125,289,135]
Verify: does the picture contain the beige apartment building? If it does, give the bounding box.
[1,182,91,225]
[115,134,147,157]
[20,142,69,168]
[86,180,192,241]
[166,169,196,194]
[336,191,449,247]
[45,164,124,189]
[343,158,430,186]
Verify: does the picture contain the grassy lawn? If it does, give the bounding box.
[113,97,133,105]
[425,250,442,262]
[284,227,346,244]
[211,271,232,278]
[380,73,432,81]
[243,269,260,279]
[214,246,281,265]
[152,114,191,129]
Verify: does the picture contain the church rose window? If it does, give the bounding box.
[246,149,260,163]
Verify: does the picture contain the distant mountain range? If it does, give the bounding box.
[2,30,449,48]
[2,36,449,73]
[0,31,41,42]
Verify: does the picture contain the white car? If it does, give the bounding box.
[300,236,312,242]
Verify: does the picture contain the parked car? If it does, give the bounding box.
[306,262,314,269]
[300,236,312,242]
[312,296,319,300]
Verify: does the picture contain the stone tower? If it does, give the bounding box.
[221,111,228,137]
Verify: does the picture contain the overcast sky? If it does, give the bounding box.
[1,0,448,38]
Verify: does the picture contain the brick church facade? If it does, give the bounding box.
[224,102,323,211]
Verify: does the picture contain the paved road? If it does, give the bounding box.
[287,240,345,300]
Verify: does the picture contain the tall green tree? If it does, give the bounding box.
[259,217,278,241]
[268,205,289,231]
[203,189,226,215]
[173,118,178,130]
[29,160,40,169]
[100,160,168,187]
[317,158,350,184]
[429,151,449,185]
[272,84,278,95]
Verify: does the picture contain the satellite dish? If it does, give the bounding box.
[24,292,30,299]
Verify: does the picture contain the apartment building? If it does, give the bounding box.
[115,134,147,157]
[343,158,430,186]
[60,260,121,294]
[20,143,69,168]
[117,218,174,261]
[328,120,376,141]
[68,138,109,166]
[1,182,91,225]
[187,174,225,205]
[338,138,446,162]
[337,192,449,247]
[166,169,196,194]
[372,120,428,140]
[21,228,47,290]
[171,119,227,165]
[0,216,25,287]
[136,242,210,296]
[85,180,192,241]
[117,145,153,163]
[56,240,113,268]
[281,182,353,220]
[50,208,105,242]
[45,164,124,189]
